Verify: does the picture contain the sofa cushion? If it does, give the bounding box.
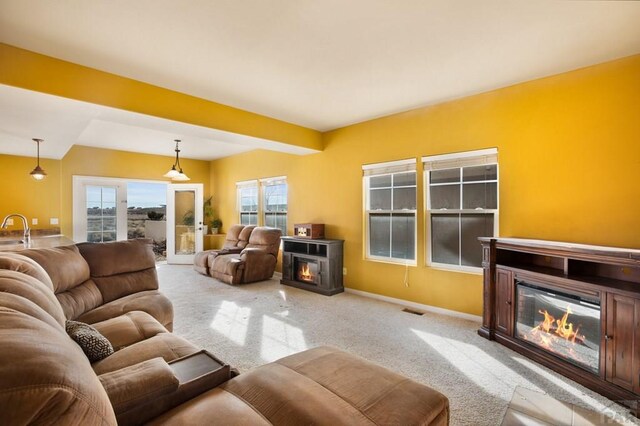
[0,252,54,289]
[92,333,199,375]
[244,227,281,256]
[91,311,167,351]
[77,239,159,303]
[20,245,104,320]
[146,387,272,426]
[76,290,174,331]
[66,320,115,362]
[0,270,66,327]
[221,224,246,249]
[236,225,255,249]
[0,284,117,425]
[21,245,91,293]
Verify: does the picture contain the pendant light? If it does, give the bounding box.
[29,138,47,181]
[164,139,190,181]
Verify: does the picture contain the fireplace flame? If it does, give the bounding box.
[528,305,585,352]
[299,264,313,281]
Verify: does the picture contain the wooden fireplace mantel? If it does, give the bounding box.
[479,237,640,414]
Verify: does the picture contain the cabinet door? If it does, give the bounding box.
[605,293,640,392]
[495,267,514,336]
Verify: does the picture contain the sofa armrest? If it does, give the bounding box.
[99,357,179,416]
[240,249,277,283]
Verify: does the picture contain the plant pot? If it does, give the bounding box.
[212,228,219,235]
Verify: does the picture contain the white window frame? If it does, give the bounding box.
[423,148,499,274]
[260,176,288,236]
[236,180,259,226]
[363,159,417,266]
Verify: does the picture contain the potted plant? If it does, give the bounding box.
[211,218,222,235]
[203,196,214,234]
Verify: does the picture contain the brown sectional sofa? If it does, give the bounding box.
[0,239,449,425]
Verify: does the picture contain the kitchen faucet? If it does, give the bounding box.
[1,214,30,244]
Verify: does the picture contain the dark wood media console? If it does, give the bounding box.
[281,236,344,295]
[479,237,640,413]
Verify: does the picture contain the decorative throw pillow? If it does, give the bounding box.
[65,320,114,362]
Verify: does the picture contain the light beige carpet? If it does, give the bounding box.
[157,264,639,426]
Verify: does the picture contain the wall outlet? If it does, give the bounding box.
[32,218,38,225]
[5,218,13,226]
[343,267,347,275]
[50,217,59,225]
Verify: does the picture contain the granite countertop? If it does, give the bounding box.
[0,235,75,251]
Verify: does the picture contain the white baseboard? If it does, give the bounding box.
[344,287,482,323]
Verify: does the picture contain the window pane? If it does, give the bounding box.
[393,172,416,187]
[430,169,460,184]
[370,175,391,188]
[430,185,460,209]
[431,214,460,265]
[391,213,415,260]
[462,182,497,209]
[102,232,116,242]
[393,187,416,210]
[369,213,391,257]
[461,214,494,267]
[240,213,257,225]
[463,165,497,182]
[264,183,287,212]
[103,217,116,231]
[86,186,102,203]
[87,218,102,233]
[102,187,117,203]
[87,232,103,243]
[370,188,391,210]
[87,206,101,216]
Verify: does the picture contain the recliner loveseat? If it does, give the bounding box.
[195,225,282,285]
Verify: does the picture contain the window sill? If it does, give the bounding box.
[427,263,483,275]
[366,256,417,267]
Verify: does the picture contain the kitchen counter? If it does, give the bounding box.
[0,235,75,251]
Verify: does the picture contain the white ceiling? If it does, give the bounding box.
[0,0,639,137]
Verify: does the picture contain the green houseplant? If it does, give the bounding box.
[203,196,214,234]
[211,218,222,234]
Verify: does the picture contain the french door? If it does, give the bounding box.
[166,183,203,264]
[73,177,127,242]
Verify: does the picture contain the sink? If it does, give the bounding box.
[0,240,23,246]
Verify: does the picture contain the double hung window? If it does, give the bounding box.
[261,177,287,236]
[363,159,417,264]
[236,177,287,235]
[423,149,498,271]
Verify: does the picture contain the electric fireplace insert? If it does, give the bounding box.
[516,281,601,374]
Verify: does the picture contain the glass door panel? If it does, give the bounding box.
[166,184,203,264]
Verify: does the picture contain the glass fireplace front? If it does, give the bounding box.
[516,281,601,374]
[294,257,319,284]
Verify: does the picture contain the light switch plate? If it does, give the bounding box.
[32,218,38,225]
[50,217,59,225]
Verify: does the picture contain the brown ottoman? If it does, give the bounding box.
[149,346,449,425]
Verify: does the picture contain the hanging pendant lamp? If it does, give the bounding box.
[29,138,47,181]
[164,139,190,181]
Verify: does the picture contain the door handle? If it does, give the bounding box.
[605,334,613,341]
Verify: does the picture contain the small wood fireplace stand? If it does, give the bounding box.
[281,236,344,296]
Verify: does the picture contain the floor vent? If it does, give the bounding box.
[402,308,424,316]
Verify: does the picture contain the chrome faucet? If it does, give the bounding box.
[1,214,30,244]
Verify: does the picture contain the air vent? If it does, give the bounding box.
[402,308,424,316]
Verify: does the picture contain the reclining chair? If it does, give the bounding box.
[209,227,282,285]
[193,225,255,276]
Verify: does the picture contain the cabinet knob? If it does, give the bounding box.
[605,334,613,341]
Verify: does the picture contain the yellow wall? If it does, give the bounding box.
[60,146,211,236]
[0,43,322,151]
[212,54,640,316]
[0,154,61,231]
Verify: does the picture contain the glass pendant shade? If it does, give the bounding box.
[165,139,190,181]
[30,139,46,181]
